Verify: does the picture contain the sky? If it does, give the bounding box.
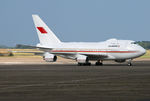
[0,0,150,46]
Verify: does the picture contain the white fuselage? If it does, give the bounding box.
[39,39,146,61]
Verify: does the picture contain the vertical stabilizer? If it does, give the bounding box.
[32,15,61,46]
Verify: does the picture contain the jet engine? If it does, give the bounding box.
[76,55,89,63]
[43,52,57,62]
[115,59,126,63]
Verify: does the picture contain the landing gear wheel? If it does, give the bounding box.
[95,60,103,66]
[128,63,132,66]
[78,62,91,66]
[127,59,132,66]
[95,62,103,66]
[78,63,82,66]
[86,62,91,66]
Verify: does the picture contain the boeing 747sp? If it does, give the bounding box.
[32,15,146,66]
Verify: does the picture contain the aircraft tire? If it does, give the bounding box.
[128,63,132,66]
[95,62,103,66]
[78,62,91,66]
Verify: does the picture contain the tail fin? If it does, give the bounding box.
[32,15,61,46]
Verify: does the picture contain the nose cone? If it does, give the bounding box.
[140,47,146,56]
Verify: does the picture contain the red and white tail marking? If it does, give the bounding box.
[32,15,61,46]
[37,27,47,34]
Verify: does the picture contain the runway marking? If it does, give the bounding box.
[0,69,55,71]
[0,74,138,92]
[1,72,150,92]
[0,77,120,91]
[0,62,75,65]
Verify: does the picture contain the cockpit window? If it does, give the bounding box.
[131,42,137,44]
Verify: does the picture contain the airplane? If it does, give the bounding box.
[32,15,146,66]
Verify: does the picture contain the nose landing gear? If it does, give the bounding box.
[95,60,103,66]
[127,59,132,66]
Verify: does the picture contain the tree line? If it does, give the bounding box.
[137,41,150,49]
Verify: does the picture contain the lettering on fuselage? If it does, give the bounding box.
[108,45,120,47]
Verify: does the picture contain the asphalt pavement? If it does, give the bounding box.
[0,61,150,101]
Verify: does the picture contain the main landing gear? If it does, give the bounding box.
[78,60,104,66]
[78,62,91,66]
[95,60,103,66]
[77,59,133,66]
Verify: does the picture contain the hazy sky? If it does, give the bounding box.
[0,0,150,46]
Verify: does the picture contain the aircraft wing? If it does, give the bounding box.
[51,52,108,60]
[11,44,52,56]
[82,53,108,60]
[16,44,52,50]
[10,50,44,56]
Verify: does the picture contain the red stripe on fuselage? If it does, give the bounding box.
[51,50,137,53]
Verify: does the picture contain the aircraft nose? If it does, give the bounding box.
[140,47,146,56]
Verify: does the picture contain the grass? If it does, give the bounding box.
[0,49,42,57]
[10,49,42,57]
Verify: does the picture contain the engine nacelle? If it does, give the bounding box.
[115,59,126,63]
[76,55,89,63]
[43,52,57,62]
